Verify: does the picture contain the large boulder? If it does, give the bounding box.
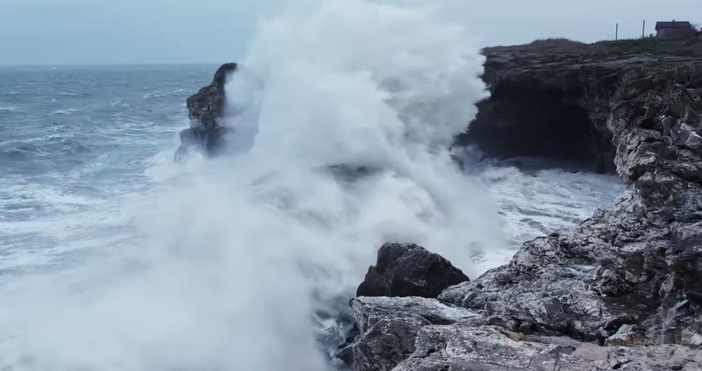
[356,243,469,299]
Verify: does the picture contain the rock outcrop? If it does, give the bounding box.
[457,39,702,174]
[356,243,469,299]
[186,63,238,131]
[349,263,702,371]
[175,63,237,160]
[443,41,702,346]
[175,63,262,161]
[348,39,702,370]
[394,325,702,371]
[351,297,482,371]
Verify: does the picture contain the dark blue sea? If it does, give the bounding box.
[0,65,217,271]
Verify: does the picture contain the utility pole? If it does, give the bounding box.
[615,23,619,40]
[642,20,646,38]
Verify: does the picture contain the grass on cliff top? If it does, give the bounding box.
[488,37,702,58]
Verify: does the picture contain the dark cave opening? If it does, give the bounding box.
[457,82,616,173]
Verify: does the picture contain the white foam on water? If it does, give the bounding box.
[49,108,78,116]
[0,1,509,370]
[474,164,624,267]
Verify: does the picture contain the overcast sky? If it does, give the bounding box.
[1,0,700,65]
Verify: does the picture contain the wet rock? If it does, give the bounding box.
[187,63,238,130]
[442,49,702,346]
[393,325,702,371]
[394,325,590,371]
[356,243,469,299]
[604,324,650,347]
[590,345,702,371]
[350,296,481,371]
[353,297,702,371]
[350,44,702,370]
[175,63,262,160]
[336,324,360,366]
[458,45,702,174]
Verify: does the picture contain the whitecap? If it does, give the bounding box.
[49,109,78,116]
[0,1,505,369]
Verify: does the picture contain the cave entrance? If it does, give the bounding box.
[459,82,615,173]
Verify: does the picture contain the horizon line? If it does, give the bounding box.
[0,62,232,68]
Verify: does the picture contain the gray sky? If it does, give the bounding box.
[1,0,700,65]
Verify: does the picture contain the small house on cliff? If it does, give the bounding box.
[655,20,697,39]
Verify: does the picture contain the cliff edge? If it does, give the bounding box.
[349,39,702,370]
[175,63,262,161]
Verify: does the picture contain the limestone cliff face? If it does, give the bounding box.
[349,41,702,370]
[174,63,237,160]
[459,41,702,175]
[443,45,702,343]
[446,43,702,345]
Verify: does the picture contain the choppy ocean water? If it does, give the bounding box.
[0,64,625,369]
[0,66,209,272]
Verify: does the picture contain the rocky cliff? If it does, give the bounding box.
[174,63,237,161]
[348,39,702,370]
[457,39,702,174]
[175,63,262,161]
[176,39,702,369]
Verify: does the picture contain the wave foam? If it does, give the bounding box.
[0,1,506,370]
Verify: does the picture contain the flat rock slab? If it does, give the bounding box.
[351,296,481,371]
[393,325,702,371]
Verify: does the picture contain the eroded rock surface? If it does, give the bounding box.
[350,297,702,371]
[348,41,702,371]
[442,53,702,346]
[458,41,702,174]
[186,63,238,129]
[393,325,702,371]
[175,63,262,160]
[351,297,481,371]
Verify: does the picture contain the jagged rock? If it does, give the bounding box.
[348,42,702,370]
[350,298,702,371]
[393,325,702,371]
[187,63,238,129]
[356,243,469,299]
[175,63,262,160]
[440,178,702,344]
[394,325,591,371]
[604,325,650,347]
[441,45,702,346]
[350,296,481,371]
[457,41,702,174]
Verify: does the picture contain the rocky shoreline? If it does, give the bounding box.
[179,38,702,370]
[345,40,702,370]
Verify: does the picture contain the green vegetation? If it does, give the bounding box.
[592,38,702,57]
[487,37,702,58]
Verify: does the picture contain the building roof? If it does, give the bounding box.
[655,21,693,30]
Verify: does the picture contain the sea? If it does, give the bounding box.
[0,1,625,370]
